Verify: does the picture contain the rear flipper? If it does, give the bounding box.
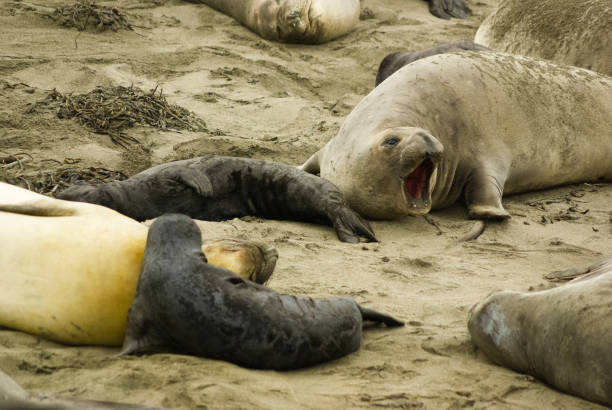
[427,0,472,19]
[0,182,81,217]
[331,206,377,243]
[359,306,404,327]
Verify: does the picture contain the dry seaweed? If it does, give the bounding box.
[0,154,126,196]
[27,85,207,148]
[48,0,132,32]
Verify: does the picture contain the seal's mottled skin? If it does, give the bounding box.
[121,214,403,370]
[0,182,278,346]
[475,0,612,76]
[184,0,471,44]
[301,52,612,220]
[375,42,490,86]
[185,0,360,44]
[58,156,376,243]
[468,257,612,408]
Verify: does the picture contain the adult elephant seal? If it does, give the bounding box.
[120,214,404,370]
[57,156,376,243]
[184,0,360,44]
[468,257,612,407]
[375,42,490,86]
[0,369,167,410]
[300,51,612,220]
[184,0,471,44]
[475,0,612,76]
[0,182,277,346]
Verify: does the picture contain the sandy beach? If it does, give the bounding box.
[1,0,611,408]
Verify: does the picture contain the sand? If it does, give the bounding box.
[1,0,611,409]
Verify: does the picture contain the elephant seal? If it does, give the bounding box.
[300,52,612,220]
[468,257,612,407]
[120,214,404,370]
[184,0,471,44]
[57,156,376,243]
[0,368,166,409]
[184,0,360,44]
[375,42,490,86]
[475,0,612,76]
[0,182,277,345]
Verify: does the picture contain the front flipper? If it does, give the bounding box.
[359,306,404,327]
[427,0,472,19]
[330,206,377,243]
[464,161,510,220]
[299,150,321,175]
[174,168,213,196]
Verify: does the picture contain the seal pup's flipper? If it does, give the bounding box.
[359,306,404,327]
[331,207,377,243]
[427,0,472,19]
[173,167,213,196]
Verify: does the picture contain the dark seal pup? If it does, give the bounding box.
[120,214,404,370]
[375,42,490,86]
[468,257,612,408]
[57,156,376,243]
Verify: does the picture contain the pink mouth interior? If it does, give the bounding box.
[404,160,432,199]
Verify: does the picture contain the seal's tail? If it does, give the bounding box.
[359,306,404,327]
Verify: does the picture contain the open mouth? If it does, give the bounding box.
[403,159,435,213]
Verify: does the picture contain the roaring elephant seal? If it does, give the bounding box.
[468,256,612,407]
[184,0,471,44]
[120,214,404,370]
[57,156,376,243]
[0,369,166,409]
[375,42,490,86]
[0,182,277,346]
[300,51,612,220]
[475,0,612,76]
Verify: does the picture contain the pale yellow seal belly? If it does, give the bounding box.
[0,182,277,346]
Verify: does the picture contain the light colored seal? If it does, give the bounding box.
[0,370,166,409]
[120,214,404,370]
[0,368,167,409]
[475,0,612,76]
[300,51,612,220]
[375,42,490,86]
[468,257,612,407]
[0,182,277,346]
[185,0,472,44]
[185,0,360,44]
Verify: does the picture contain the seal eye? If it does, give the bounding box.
[382,137,400,147]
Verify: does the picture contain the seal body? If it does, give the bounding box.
[468,257,612,407]
[185,0,360,44]
[0,182,277,346]
[375,42,490,86]
[475,0,612,76]
[57,156,376,243]
[121,214,403,370]
[0,369,166,409]
[301,51,612,220]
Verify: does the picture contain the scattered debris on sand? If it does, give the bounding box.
[0,154,126,195]
[47,0,132,32]
[27,85,208,148]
